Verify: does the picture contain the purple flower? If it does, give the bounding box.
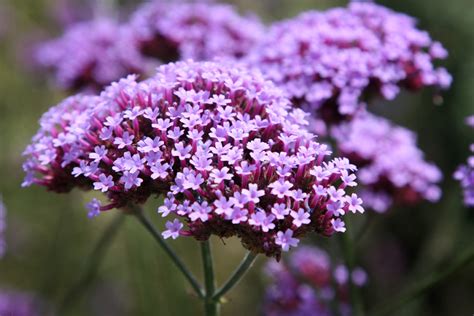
[93,174,114,192]
[129,2,264,61]
[246,2,451,123]
[454,115,474,207]
[0,290,46,316]
[162,219,183,240]
[249,211,276,232]
[331,218,346,233]
[34,19,145,91]
[290,209,311,227]
[23,60,363,257]
[332,113,442,212]
[275,229,299,252]
[86,198,102,218]
[0,196,6,258]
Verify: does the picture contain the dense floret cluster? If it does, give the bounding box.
[35,19,145,91]
[129,1,264,62]
[454,116,474,207]
[22,60,363,257]
[331,113,442,212]
[263,246,367,316]
[246,2,451,123]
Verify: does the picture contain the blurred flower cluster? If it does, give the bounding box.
[263,246,367,316]
[0,289,47,316]
[454,116,474,207]
[0,196,6,258]
[35,1,264,92]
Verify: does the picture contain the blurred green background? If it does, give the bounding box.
[0,0,473,315]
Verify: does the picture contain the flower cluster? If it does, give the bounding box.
[35,19,145,91]
[263,246,367,316]
[0,196,5,258]
[454,115,474,207]
[246,2,451,123]
[331,113,442,213]
[23,60,364,257]
[129,1,264,62]
[0,290,44,316]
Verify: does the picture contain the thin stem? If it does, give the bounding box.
[201,241,219,316]
[58,213,125,313]
[133,207,204,299]
[212,251,258,302]
[369,247,474,316]
[341,220,364,316]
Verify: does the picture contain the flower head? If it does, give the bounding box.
[246,2,451,124]
[129,2,264,62]
[23,60,363,257]
[0,290,46,316]
[332,113,442,212]
[35,19,145,91]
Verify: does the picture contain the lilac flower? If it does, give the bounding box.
[242,184,265,204]
[129,2,264,61]
[290,209,311,228]
[93,174,114,193]
[454,115,474,207]
[35,19,145,91]
[162,219,183,240]
[23,60,363,257]
[332,113,442,212]
[249,211,276,232]
[275,229,299,252]
[86,198,102,218]
[246,2,451,123]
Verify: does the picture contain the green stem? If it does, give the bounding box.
[133,207,204,299]
[201,241,219,316]
[212,251,257,302]
[58,213,125,313]
[369,247,474,316]
[341,221,364,316]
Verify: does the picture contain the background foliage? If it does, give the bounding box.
[0,0,473,315]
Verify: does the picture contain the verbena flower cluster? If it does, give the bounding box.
[0,196,5,258]
[23,60,364,257]
[129,1,264,62]
[263,246,367,316]
[0,290,44,316]
[246,2,451,123]
[35,2,264,92]
[454,115,474,207]
[35,19,145,91]
[331,113,442,213]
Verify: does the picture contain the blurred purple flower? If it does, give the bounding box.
[0,290,47,316]
[35,19,145,91]
[246,2,451,124]
[332,113,442,212]
[129,1,264,62]
[23,60,364,257]
[0,196,6,258]
[263,246,367,316]
[454,115,474,207]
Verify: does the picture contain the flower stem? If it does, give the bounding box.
[369,247,474,316]
[133,207,204,299]
[201,240,219,316]
[58,213,125,313]
[341,220,364,316]
[212,251,258,302]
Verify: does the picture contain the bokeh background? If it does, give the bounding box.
[0,0,473,315]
